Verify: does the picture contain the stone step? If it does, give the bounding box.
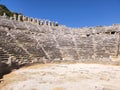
[0,54,9,56]
[0,52,7,54]
[0,59,8,61]
[0,57,8,59]
[0,54,8,56]
[0,56,8,58]
[0,57,9,59]
[0,58,8,61]
[0,53,8,55]
[0,48,9,61]
[0,56,9,58]
[0,60,8,62]
[0,55,7,57]
[0,54,9,55]
[0,51,8,53]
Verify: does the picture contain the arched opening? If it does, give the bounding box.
[111,31,116,35]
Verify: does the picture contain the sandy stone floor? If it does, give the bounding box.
[0,63,120,90]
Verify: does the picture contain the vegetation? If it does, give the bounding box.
[0,4,18,17]
[0,4,58,25]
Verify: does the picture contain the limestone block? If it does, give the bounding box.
[3,12,6,17]
[13,14,17,20]
[56,34,75,48]
[18,15,22,21]
[110,56,120,62]
[12,20,27,30]
[60,49,79,60]
[0,19,15,28]
[25,22,39,31]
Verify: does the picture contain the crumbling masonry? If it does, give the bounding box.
[0,13,120,76]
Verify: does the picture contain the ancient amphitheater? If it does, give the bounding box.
[0,13,120,90]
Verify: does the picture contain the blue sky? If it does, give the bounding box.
[0,0,120,27]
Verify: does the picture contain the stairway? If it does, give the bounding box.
[0,47,9,63]
[0,48,12,79]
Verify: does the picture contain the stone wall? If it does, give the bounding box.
[1,13,58,27]
[0,16,120,68]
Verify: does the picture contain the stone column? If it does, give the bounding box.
[10,17,13,20]
[28,17,31,22]
[13,14,16,20]
[51,22,54,26]
[7,56,12,66]
[49,22,52,26]
[45,20,48,25]
[40,20,44,25]
[48,21,51,26]
[32,18,35,24]
[39,20,41,25]
[35,18,37,24]
[44,20,47,25]
[55,22,58,26]
[18,15,21,21]
[52,22,55,26]
[51,22,53,26]
[37,19,40,25]
[22,16,26,21]
[45,20,49,25]
[3,12,6,17]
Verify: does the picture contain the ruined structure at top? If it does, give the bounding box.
[0,11,120,69]
[2,12,58,27]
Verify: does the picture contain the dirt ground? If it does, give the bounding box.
[0,63,120,90]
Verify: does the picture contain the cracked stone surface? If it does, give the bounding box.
[0,63,120,90]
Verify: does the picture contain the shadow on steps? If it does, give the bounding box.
[0,62,23,82]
